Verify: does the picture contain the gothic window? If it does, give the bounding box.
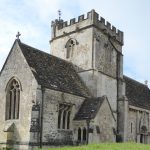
[131,122,133,133]
[58,110,62,129]
[57,104,71,129]
[62,110,66,129]
[78,128,81,142]
[67,111,71,129]
[83,128,87,141]
[65,39,77,59]
[96,125,100,134]
[6,79,21,120]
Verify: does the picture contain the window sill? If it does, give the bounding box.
[5,119,19,122]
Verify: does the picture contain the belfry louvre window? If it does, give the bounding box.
[104,43,112,63]
[6,79,20,120]
[58,104,72,129]
[65,39,77,59]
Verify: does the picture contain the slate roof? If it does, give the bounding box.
[18,40,90,97]
[124,75,150,110]
[74,97,105,120]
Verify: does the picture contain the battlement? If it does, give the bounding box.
[51,9,124,45]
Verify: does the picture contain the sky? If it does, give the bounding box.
[0,0,150,86]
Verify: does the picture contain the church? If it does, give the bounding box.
[0,9,150,150]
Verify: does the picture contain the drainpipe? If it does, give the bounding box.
[39,86,45,148]
[116,52,120,141]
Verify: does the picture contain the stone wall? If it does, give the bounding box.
[31,88,85,147]
[51,27,93,70]
[79,70,117,114]
[92,98,116,143]
[93,28,121,78]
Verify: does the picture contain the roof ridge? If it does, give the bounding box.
[124,75,148,88]
[20,42,46,54]
[74,96,105,120]
[19,41,73,66]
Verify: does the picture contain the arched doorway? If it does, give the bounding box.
[140,126,148,144]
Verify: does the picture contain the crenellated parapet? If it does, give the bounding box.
[51,9,124,45]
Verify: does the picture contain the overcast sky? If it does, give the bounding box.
[0,0,150,86]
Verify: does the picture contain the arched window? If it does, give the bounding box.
[65,39,77,59]
[62,110,66,129]
[58,104,72,130]
[58,110,62,129]
[78,128,81,142]
[6,79,20,120]
[67,111,71,129]
[83,128,87,141]
[131,122,133,133]
[104,43,112,63]
[141,125,147,133]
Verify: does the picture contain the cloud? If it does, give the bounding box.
[0,8,48,69]
[124,35,150,86]
[1,0,150,87]
[23,0,59,20]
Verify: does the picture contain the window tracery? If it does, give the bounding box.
[6,79,20,120]
[58,104,72,129]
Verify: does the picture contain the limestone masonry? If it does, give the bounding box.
[0,10,150,150]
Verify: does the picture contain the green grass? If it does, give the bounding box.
[38,143,150,150]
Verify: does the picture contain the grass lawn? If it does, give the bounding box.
[38,143,150,150]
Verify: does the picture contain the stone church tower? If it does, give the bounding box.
[50,9,126,140]
[51,9,123,110]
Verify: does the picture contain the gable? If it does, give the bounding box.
[0,40,39,142]
[74,96,116,121]
[0,40,34,80]
[96,97,116,122]
[74,97,105,120]
[0,40,38,105]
